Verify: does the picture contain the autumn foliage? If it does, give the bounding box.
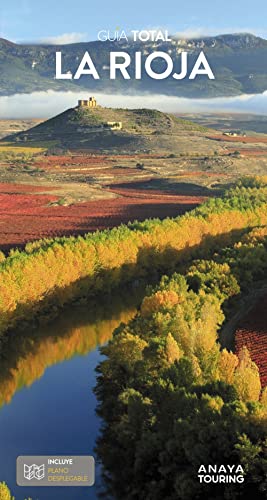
[0,184,267,336]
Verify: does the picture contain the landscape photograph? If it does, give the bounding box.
[0,1,266,499]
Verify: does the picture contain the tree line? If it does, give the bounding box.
[0,182,267,336]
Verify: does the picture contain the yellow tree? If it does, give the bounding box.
[234,347,261,402]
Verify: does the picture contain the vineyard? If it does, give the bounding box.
[235,295,267,388]
[0,182,204,250]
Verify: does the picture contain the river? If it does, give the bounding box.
[0,287,143,500]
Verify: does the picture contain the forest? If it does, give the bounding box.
[95,206,267,499]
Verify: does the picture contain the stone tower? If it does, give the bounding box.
[78,97,97,108]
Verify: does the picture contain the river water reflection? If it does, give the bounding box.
[0,287,143,500]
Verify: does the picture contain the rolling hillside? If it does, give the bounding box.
[6,103,209,151]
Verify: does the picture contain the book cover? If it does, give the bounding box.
[0,1,266,499]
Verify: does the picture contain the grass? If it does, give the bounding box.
[0,144,45,154]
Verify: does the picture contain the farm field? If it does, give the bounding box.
[207,133,267,157]
[178,112,267,161]
[177,112,267,134]
[1,111,267,251]
[0,181,205,250]
[235,295,267,388]
[209,134,267,144]
[0,118,44,140]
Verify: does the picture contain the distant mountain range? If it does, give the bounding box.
[1,33,267,97]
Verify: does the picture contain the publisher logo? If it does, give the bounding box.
[197,464,245,484]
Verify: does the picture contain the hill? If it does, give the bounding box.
[1,33,267,97]
[6,103,209,152]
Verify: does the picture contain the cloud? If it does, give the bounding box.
[38,32,89,45]
[124,26,267,41]
[12,27,267,45]
[174,27,267,39]
[1,90,267,119]
[119,25,267,41]
[174,28,218,39]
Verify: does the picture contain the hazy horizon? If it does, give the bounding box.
[1,90,267,119]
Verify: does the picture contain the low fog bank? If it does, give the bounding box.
[1,90,267,119]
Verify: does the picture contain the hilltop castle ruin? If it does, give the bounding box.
[76,97,122,130]
[78,97,97,108]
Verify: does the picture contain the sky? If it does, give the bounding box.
[0,0,267,43]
